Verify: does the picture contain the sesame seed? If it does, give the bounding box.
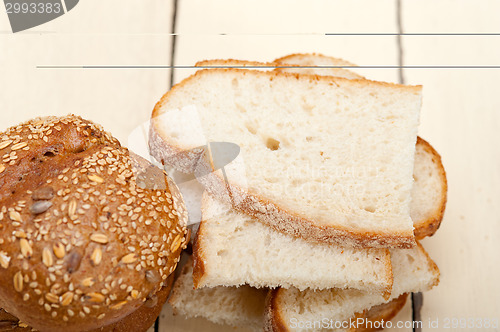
[0,165,5,174]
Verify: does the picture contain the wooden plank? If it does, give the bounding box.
[401,1,500,330]
[0,0,173,144]
[0,2,173,331]
[173,0,400,84]
[159,1,413,331]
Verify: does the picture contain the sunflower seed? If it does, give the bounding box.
[66,251,82,273]
[30,201,52,215]
[32,187,54,201]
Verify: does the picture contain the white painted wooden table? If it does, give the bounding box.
[1,1,499,331]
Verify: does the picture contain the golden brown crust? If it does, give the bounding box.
[195,59,276,68]
[150,68,420,249]
[0,275,174,332]
[263,289,289,332]
[274,53,358,67]
[191,221,207,289]
[349,293,408,332]
[0,115,188,332]
[413,137,448,239]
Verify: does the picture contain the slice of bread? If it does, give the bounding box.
[194,192,393,296]
[264,243,440,332]
[150,68,422,248]
[270,54,448,239]
[168,257,267,332]
[274,53,365,79]
[411,137,447,239]
[168,257,407,332]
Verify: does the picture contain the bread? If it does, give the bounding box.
[411,137,447,239]
[150,68,422,248]
[351,293,408,332]
[0,274,174,332]
[274,53,365,79]
[168,256,406,332]
[272,54,447,239]
[169,257,267,332]
[193,57,447,240]
[0,115,188,332]
[264,243,440,332]
[194,192,393,296]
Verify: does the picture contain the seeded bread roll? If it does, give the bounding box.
[0,274,173,332]
[0,115,188,332]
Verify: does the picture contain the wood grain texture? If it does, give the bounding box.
[401,0,500,330]
[172,0,400,84]
[0,0,173,144]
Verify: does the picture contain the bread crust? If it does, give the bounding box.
[350,293,408,332]
[0,275,174,332]
[0,115,188,332]
[413,137,447,239]
[263,289,288,332]
[150,68,420,249]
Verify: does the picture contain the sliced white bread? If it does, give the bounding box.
[150,68,422,248]
[264,243,440,332]
[411,137,447,239]
[270,54,447,239]
[194,192,393,296]
[191,136,445,296]
[274,53,365,79]
[168,256,408,332]
[168,257,267,332]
